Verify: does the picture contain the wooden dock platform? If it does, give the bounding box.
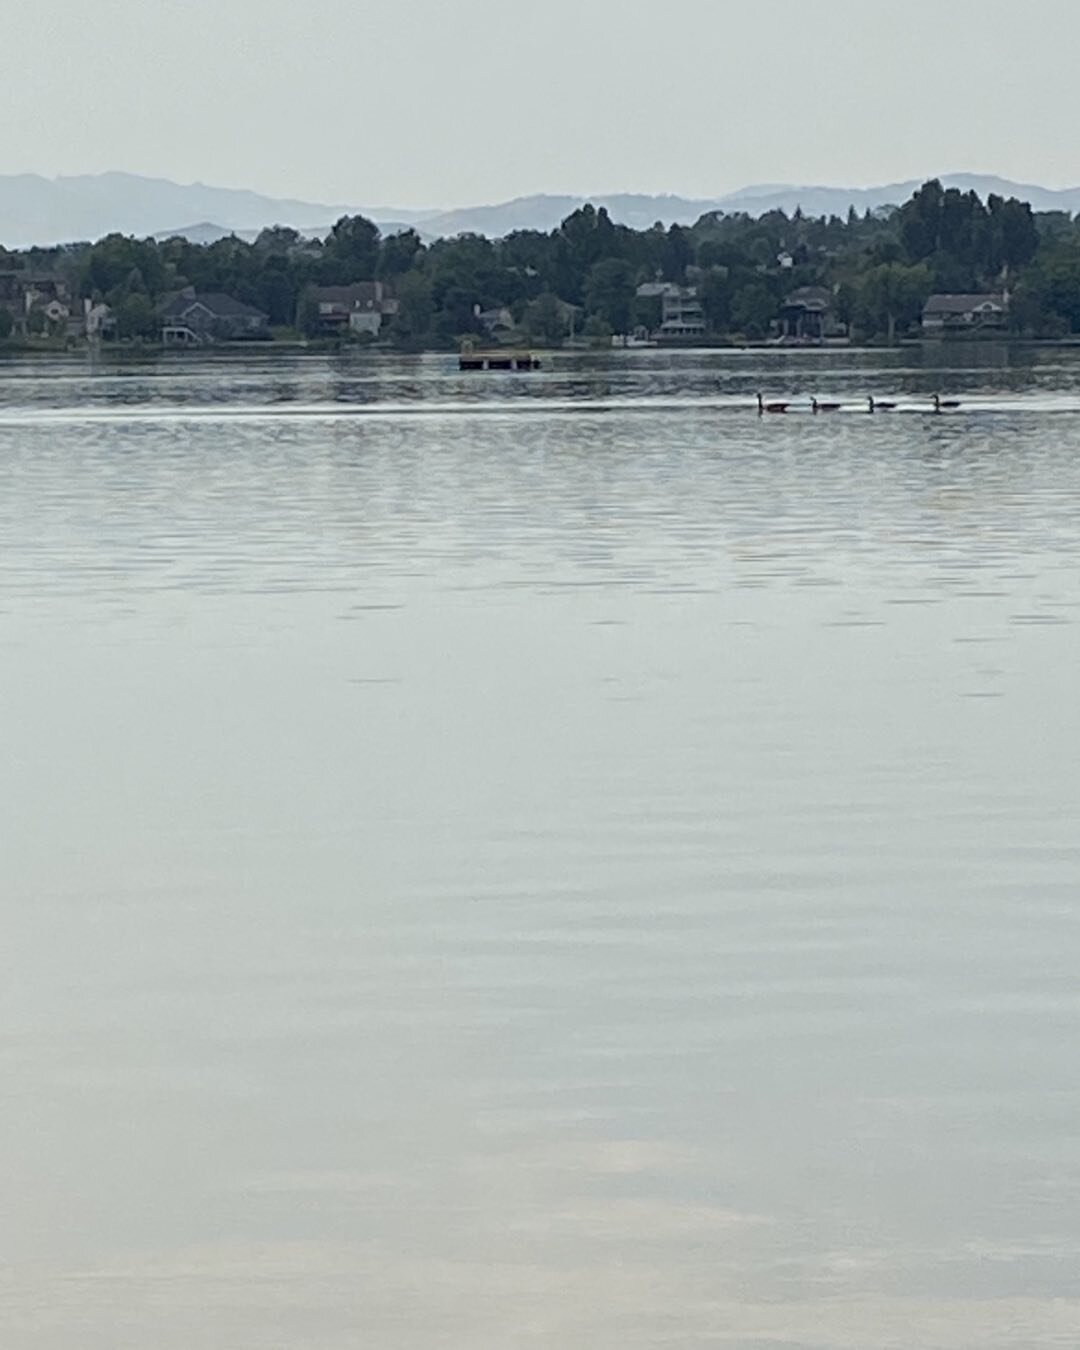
[459,350,541,371]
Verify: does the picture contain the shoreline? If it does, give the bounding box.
[7,335,1080,362]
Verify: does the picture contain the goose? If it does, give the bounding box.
[757,392,789,414]
[932,393,961,413]
[811,396,842,414]
[868,395,896,413]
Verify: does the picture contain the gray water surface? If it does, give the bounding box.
[3,349,1080,1348]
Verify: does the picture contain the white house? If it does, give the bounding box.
[84,300,115,338]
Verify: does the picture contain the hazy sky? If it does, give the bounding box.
[4,0,1078,207]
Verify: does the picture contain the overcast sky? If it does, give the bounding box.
[3,0,1077,208]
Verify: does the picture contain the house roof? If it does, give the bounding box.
[161,291,268,320]
[307,282,391,310]
[923,293,1005,314]
[637,284,699,302]
[783,286,832,311]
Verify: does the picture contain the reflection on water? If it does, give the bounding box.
[3,350,1080,1349]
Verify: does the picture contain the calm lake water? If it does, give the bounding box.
[3,347,1080,1349]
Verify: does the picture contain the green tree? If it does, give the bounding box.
[633,292,662,333]
[994,197,1039,270]
[80,233,166,300]
[730,282,776,339]
[833,281,857,332]
[551,205,618,303]
[115,292,158,340]
[699,269,731,333]
[856,262,931,341]
[938,188,983,265]
[1011,248,1080,334]
[254,225,301,254]
[257,256,301,325]
[378,229,424,279]
[583,313,612,344]
[296,289,323,338]
[560,204,617,266]
[662,224,692,281]
[898,179,944,261]
[584,258,635,334]
[321,215,381,283]
[389,270,435,347]
[499,229,554,287]
[523,291,567,345]
[426,233,500,340]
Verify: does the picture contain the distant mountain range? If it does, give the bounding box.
[0,172,428,249]
[716,175,1080,219]
[2,171,1079,248]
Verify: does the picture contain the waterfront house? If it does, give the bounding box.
[475,304,515,336]
[777,286,837,341]
[30,295,72,332]
[22,275,72,309]
[84,300,116,339]
[921,293,1008,333]
[635,282,705,339]
[301,282,398,337]
[160,290,270,345]
[0,271,23,310]
[0,271,74,336]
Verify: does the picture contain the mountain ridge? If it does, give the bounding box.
[2,172,1078,248]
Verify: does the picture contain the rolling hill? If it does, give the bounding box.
[2,172,1077,248]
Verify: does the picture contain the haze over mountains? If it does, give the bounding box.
[3,171,1080,248]
[0,172,428,249]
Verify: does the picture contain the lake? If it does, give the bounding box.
[3,346,1080,1349]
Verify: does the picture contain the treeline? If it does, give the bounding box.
[5,178,1080,343]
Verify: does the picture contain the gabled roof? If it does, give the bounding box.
[161,291,267,321]
[783,286,832,310]
[923,292,1005,314]
[306,282,391,309]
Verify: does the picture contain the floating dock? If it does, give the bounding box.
[459,350,541,372]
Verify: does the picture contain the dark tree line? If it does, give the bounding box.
[4,179,1080,343]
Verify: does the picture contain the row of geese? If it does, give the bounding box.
[756,392,962,415]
